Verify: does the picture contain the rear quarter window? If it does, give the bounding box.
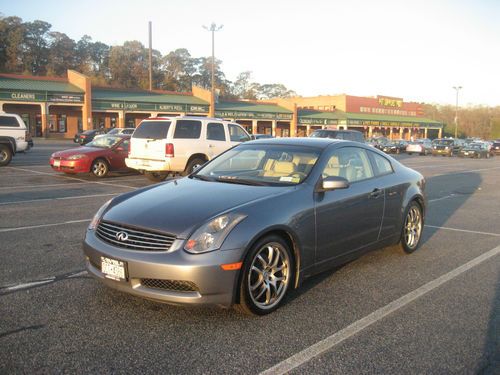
[370,151,393,176]
[173,120,202,139]
[0,116,20,127]
[133,121,171,139]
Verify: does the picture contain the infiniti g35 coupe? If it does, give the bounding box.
[83,138,426,315]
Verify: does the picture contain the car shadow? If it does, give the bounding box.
[420,171,482,244]
[478,273,500,374]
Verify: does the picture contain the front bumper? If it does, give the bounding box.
[431,149,451,155]
[50,158,90,173]
[83,229,244,307]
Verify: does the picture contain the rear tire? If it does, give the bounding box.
[0,144,13,166]
[182,157,206,176]
[235,235,293,315]
[399,201,424,254]
[145,171,168,182]
[91,159,109,177]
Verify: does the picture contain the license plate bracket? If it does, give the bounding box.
[101,256,128,282]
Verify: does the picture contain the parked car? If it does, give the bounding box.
[367,137,390,150]
[251,134,274,140]
[84,138,426,315]
[431,138,458,157]
[0,111,30,166]
[458,142,492,159]
[125,116,251,182]
[381,140,408,154]
[492,140,500,155]
[50,135,131,177]
[406,139,432,155]
[94,127,135,140]
[74,129,109,145]
[310,129,365,143]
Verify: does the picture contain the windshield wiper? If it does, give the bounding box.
[215,176,268,186]
[190,174,216,182]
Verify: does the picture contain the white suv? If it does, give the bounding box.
[0,112,29,166]
[126,116,251,181]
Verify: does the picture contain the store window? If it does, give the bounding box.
[49,114,67,133]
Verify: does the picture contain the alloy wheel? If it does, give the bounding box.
[0,150,7,162]
[404,205,422,249]
[92,160,108,177]
[248,242,290,310]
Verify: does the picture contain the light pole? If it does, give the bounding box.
[453,86,462,138]
[203,23,223,116]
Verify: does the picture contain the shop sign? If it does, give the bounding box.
[215,110,292,120]
[189,105,209,113]
[48,93,83,103]
[0,91,46,102]
[298,118,338,125]
[92,100,209,113]
[378,97,403,107]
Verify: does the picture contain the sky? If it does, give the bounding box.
[1,0,500,106]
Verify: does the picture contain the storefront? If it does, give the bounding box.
[0,72,443,139]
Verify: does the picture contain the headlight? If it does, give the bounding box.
[88,199,112,230]
[184,213,246,254]
[445,146,449,150]
[68,154,87,160]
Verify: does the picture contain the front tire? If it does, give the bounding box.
[0,144,13,166]
[399,201,424,254]
[91,159,109,177]
[235,235,293,315]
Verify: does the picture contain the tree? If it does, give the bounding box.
[46,32,76,76]
[108,41,149,88]
[256,83,296,100]
[0,16,26,73]
[231,71,259,99]
[22,20,51,75]
[161,48,195,91]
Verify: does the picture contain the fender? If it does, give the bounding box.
[0,136,17,155]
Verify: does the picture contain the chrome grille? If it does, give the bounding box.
[96,221,175,251]
[141,279,198,292]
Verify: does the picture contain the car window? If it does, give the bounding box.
[174,120,202,139]
[322,147,374,183]
[0,116,20,127]
[86,135,122,148]
[370,151,393,176]
[133,121,171,139]
[120,139,130,150]
[228,124,250,142]
[122,129,135,134]
[207,122,226,141]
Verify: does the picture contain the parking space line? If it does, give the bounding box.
[424,225,500,237]
[0,192,119,206]
[0,219,90,233]
[260,244,500,375]
[0,176,146,191]
[428,194,456,203]
[433,166,500,177]
[5,166,137,189]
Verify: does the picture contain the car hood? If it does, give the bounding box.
[102,177,291,239]
[53,146,106,158]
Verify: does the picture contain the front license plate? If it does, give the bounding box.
[141,160,150,167]
[101,256,127,281]
[54,160,61,167]
[464,152,469,155]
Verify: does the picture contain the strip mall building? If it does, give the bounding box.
[0,71,443,140]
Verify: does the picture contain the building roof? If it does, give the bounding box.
[92,88,208,105]
[344,112,442,125]
[0,74,83,93]
[216,101,292,114]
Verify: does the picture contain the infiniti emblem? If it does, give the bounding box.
[116,231,129,241]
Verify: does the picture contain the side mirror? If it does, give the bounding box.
[115,146,125,152]
[318,176,350,192]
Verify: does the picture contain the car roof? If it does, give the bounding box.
[246,137,345,149]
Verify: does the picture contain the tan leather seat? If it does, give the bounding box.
[262,161,296,177]
[322,155,341,177]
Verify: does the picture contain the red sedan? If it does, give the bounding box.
[50,135,131,177]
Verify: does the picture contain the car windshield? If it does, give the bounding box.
[86,135,122,148]
[436,139,453,145]
[469,143,483,149]
[107,128,120,135]
[192,144,321,186]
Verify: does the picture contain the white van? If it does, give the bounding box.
[0,112,30,166]
[125,116,251,181]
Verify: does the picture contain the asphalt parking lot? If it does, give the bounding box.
[1,140,499,374]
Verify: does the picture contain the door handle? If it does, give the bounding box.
[369,188,382,199]
[209,144,215,148]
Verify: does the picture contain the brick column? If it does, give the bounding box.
[252,120,257,135]
[438,128,443,138]
[271,120,277,137]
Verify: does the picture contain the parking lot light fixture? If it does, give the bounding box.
[203,22,223,116]
[453,86,462,138]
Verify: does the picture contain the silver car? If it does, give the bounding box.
[84,138,426,315]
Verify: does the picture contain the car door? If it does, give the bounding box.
[206,122,229,159]
[314,146,385,265]
[111,138,130,170]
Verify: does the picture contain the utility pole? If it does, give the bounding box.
[453,86,462,138]
[148,21,153,91]
[203,23,223,116]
